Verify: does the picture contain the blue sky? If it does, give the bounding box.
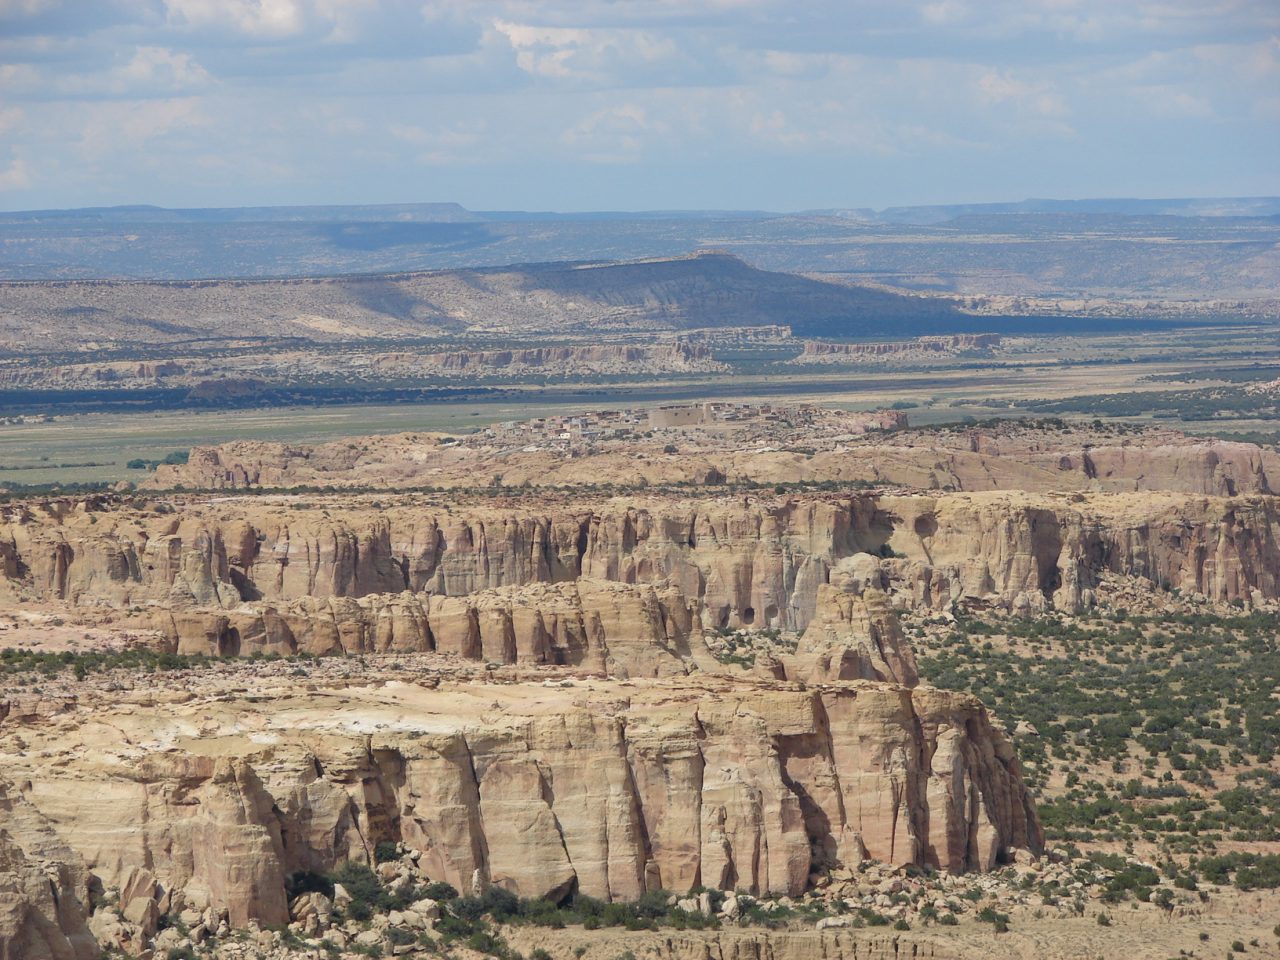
[0,0,1277,211]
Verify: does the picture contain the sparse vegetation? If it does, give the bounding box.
[916,608,1280,862]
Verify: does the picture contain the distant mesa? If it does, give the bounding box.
[797,333,1003,362]
[0,253,963,348]
[184,377,267,402]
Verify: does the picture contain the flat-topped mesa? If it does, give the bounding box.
[373,342,726,376]
[145,421,1280,497]
[4,491,1279,628]
[799,333,1002,361]
[0,670,1043,939]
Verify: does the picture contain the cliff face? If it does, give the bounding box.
[4,492,1278,634]
[152,579,723,679]
[374,342,725,375]
[0,489,1052,949]
[0,783,99,960]
[149,428,1280,497]
[799,334,1002,361]
[0,670,1041,931]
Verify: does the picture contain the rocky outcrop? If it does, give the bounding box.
[875,491,1280,613]
[4,491,1280,629]
[0,671,1041,929]
[0,783,99,960]
[788,556,919,685]
[798,334,1002,362]
[146,424,1280,497]
[151,579,718,677]
[372,342,726,376]
[0,360,186,389]
[509,926,954,960]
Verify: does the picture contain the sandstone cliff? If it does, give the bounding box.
[787,557,920,685]
[373,342,725,376]
[0,783,99,960]
[151,579,721,678]
[798,334,1002,362]
[0,666,1041,932]
[3,491,1277,634]
[148,429,1280,498]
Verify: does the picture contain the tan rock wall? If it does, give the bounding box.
[4,492,1279,627]
[1,677,1041,927]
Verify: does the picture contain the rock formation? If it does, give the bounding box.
[0,665,1041,933]
[150,579,719,678]
[4,491,1278,644]
[146,423,1280,497]
[0,783,99,960]
[787,556,919,685]
[798,334,1002,362]
[373,342,725,376]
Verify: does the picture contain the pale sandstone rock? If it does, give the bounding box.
[0,783,99,960]
[146,423,1280,497]
[142,579,718,674]
[0,672,1039,936]
[6,491,1279,637]
[787,564,918,685]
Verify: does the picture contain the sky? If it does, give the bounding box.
[0,0,1277,212]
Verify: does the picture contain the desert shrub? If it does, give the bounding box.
[422,881,459,902]
[330,861,389,917]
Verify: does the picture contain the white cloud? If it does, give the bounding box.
[164,0,305,38]
[388,120,484,164]
[0,156,30,190]
[111,46,213,93]
[921,1,968,26]
[78,97,210,158]
[978,69,1069,118]
[0,106,25,135]
[561,103,666,161]
[494,18,683,84]
[0,63,39,92]
[1129,84,1212,117]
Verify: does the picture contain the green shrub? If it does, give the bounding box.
[330,861,389,918]
[422,881,459,902]
[387,927,416,946]
[466,930,506,956]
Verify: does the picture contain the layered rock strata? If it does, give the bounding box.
[151,579,720,678]
[148,431,1280,496]
[0,667,1042,933]
[3,491,1277,634]
[376,342,725,376]
[0,783,99,960]
[798,334,1002,361]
